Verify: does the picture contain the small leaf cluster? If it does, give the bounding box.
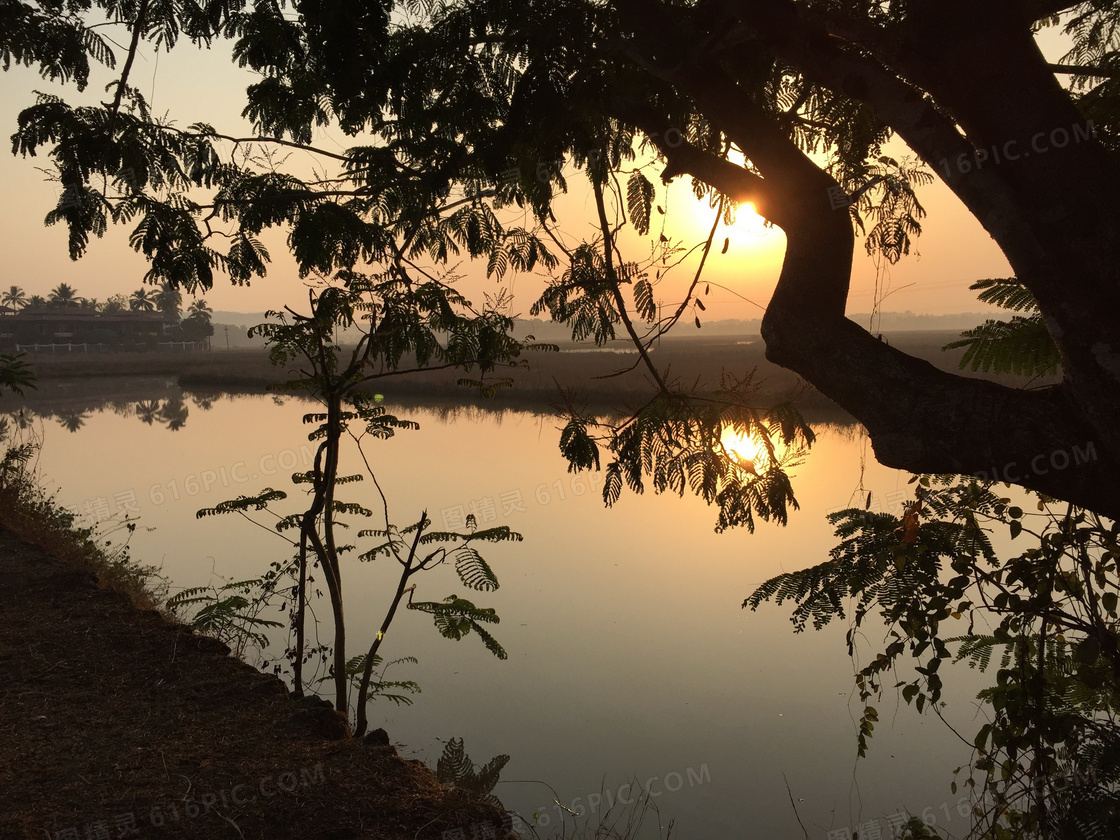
[0,353,37,398]
[944,278,1062,377]
[435,736,510,809]
[319,653,421,708]
[408,595,507,660]
[167,578,284,658]
[569,376,814,533]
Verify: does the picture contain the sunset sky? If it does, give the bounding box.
[0,25,1072,322]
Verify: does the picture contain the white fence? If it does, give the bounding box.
[15,343,109,353]
[14,341,201,352]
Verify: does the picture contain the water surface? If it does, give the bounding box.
[8,384,992,839]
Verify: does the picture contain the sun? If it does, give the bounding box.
[719,201,783,255]
[728,202,776,239]
[677,190,783,258]
[662,172,784,255]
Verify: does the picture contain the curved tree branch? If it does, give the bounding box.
[615,0,1120,516]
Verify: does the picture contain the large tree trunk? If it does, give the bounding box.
[619,0,1120,518]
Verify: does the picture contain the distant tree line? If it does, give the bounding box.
[2,282,213,346]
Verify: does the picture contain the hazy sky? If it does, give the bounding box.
[0,22,1072,321]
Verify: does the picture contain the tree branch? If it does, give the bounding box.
[1048,62,1120,78]
[106,0,149,131]
[616,0,1120,516]
[591,176,670,394]
[1022,0,1084,21]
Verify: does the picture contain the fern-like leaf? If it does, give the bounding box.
[627,170,654,236]
[944,315,1061,376]
[453,545,500,591]
[196,488,286,518]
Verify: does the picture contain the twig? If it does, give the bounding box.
[784,772,810,840]
[29,660,67,680]
[214,809,246,839]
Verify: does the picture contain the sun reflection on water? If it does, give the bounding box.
[719,425,771,473]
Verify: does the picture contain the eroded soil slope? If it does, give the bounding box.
[0,527,511,840]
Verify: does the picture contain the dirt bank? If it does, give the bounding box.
[0,527,513,840]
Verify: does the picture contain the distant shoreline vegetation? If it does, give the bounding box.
[2,310,1017,352]
[181,311,1020,345]
[3,328,1048,427]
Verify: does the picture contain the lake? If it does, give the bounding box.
[6,380,994,840]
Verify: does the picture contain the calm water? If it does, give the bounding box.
[8,382,993,840]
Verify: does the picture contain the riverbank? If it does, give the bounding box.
[0,526,514,840]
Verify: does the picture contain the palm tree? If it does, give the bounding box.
[102,294,128,313]
[1,286,26,309]
[25,295,47,310]
[156,282,182,322]
[48,283,78,308]
[186,298,212,321]
[129,288,155,312]
[56,410,90,433]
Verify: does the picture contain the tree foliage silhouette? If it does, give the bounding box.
[193,285,523,734]
[9,0,1120,513]
[751,299,1119,838]
[8,4,1120,834]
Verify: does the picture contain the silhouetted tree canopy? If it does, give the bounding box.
[5,0,1120,518]
[10,5,1120,837]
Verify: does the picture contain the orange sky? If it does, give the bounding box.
[0,26,1072,321]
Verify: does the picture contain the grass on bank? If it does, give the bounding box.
[0,418,165,611]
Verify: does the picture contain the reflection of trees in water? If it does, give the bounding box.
[157,397,189,431]
[56,410,90,433]
[0,412,34,444]
[4,410,35,431]
[135,401,161,425]
[4,395,196,433]
[180,387,227,412]
[109,400,136,418]
[137,397,191,430]
[2,409,49,433]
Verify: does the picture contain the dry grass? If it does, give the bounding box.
[0,425,164,610]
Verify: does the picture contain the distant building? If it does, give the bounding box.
[0,305,173,351]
